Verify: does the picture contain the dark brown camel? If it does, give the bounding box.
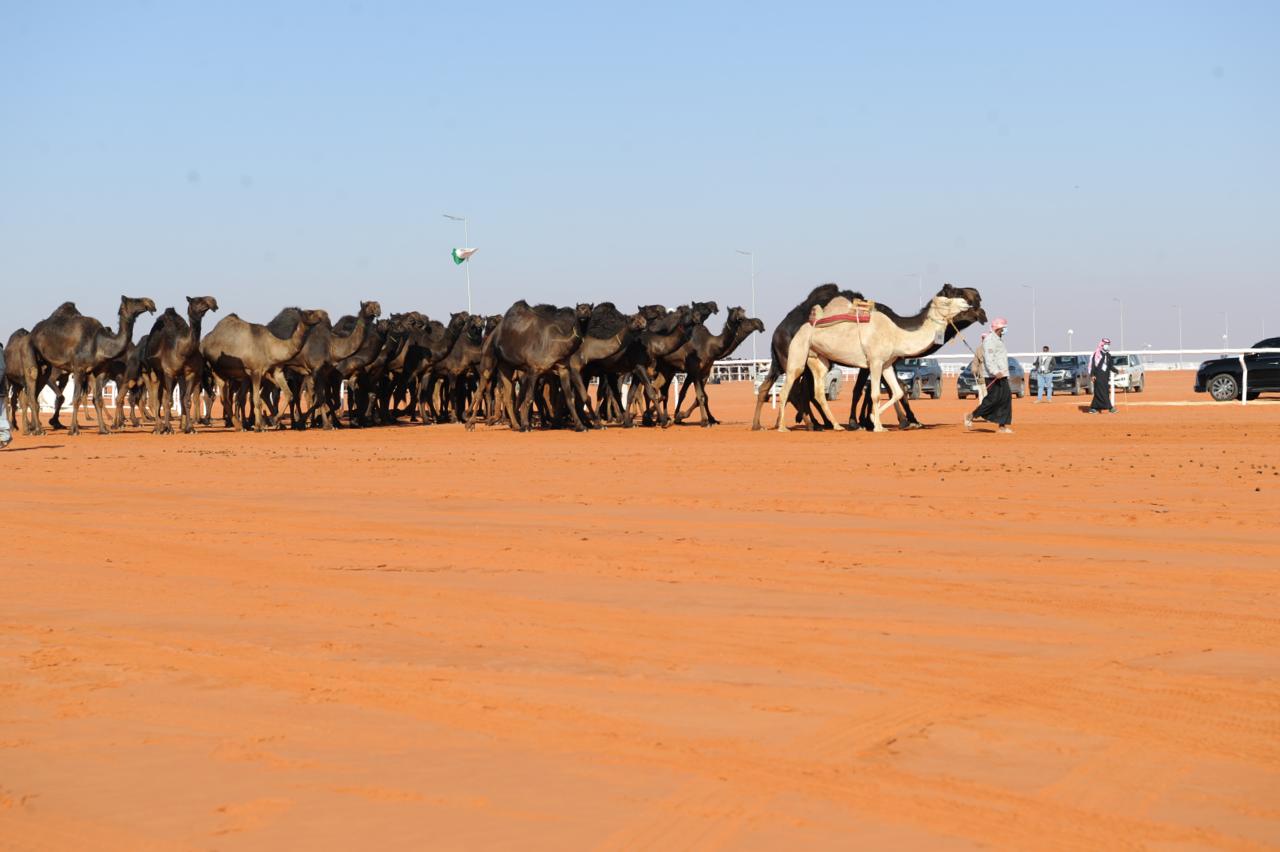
[466,301,593,432]
[28,296,157,435]
[143,296,220,434]
[271,300,380,430]
[662,306,766,426]
[200,307,329,432]
[426,313,487,423]
[4,330,43,436]
[592,304,697,428]
[566,303,648,427]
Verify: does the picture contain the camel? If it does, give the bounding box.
[466,301,593,432]
[662,306,765,426]
[425,313,488,423]
[750,284,864,431]
[200,307,330,432]
[591,304,697,428]
[844,289,987,430]
[4,330,43,435]
[28,296,157,435]
[142,296,220,434]
[775,285,977,432]
[270,300,380,430]
[565,303,648,427]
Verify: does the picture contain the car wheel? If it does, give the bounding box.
[1137,377,1144,393]
[1208,374,1239,402]
[1071,378,1081,395]
[909,380,921,400]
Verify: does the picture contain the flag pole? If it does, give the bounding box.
[463,217,472,313]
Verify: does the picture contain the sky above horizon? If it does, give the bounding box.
[2,1,1277,356]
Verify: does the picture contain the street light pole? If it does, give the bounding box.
[736,250,757,366]
[1173,304,1183,369]
[1022,284,1037,353]
[1068,328,1074,351]
[443,213,472,312]
[1113,296,1125,351]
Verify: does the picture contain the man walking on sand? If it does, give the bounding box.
[965,317,1014,434]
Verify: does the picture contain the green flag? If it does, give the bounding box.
[452,247,478,265]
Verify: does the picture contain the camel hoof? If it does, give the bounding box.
[832,423,846,431]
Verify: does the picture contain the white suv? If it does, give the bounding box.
[1113,354,1146,392]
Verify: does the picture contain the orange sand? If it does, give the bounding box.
[2,372,1278,849]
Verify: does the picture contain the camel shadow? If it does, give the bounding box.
[4,444,66,452]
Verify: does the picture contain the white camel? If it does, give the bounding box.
[775,285,975,432]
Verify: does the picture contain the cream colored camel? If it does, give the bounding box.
[775,285,975,432]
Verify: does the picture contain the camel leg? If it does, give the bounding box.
[773,327,820,432]
[515,371,540,432]
[871,364,905,432]
[66,372,88,436]
[750,364,780,431]
[555,366,587,432]
[90,375,111,434]
[805,357,845,431]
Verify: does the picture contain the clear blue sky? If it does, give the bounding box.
[2,1,1276,354]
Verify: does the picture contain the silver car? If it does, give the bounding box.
[1113,354,1146,392]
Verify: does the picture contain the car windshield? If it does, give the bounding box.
[1050,356,1077,367]
[1253,338,1280,349]
[1114,355,1138,365]
[900,359,924,367]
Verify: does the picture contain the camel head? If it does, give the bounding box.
[359,300,382,320]
[299,309,330,327]
[638,304,668,323]
[628,312,648,332]
[485,314,502,335]
[691,300,719,324]
[447,311,470,334]
[186,296,219,318]
[464,313,486,341]
[926,286,973,326]
[937,284,986,329]
[122,296,158,320]
[574,303,594,322]
[725,306,749,326]
[748,317,766,335]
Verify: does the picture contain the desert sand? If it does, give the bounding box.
[2,371,1278,850]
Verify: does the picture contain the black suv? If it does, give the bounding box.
[893,358,943,399]
[1028,355,1094,396]
[1195,338,1280,401]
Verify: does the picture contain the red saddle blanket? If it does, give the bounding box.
[809,301,874,327]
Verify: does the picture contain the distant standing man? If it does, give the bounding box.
[1034,345,1054,402]
[1087,338,1117,414]
[965,318,1014,434]
[0,341,11,449]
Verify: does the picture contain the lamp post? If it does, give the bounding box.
[1068,328,1074,352]
[735,250,758,368]
[1222,311,1229,351]
[1021,284,1037,353]
[443,213,471,312]
[1173,304,1183,369]
[1112,297,1125,351]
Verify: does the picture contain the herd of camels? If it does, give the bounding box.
[3,283,983,437]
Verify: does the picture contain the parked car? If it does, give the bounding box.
[894,358,943,399]
[957,357,1025,399]
[1112,354,1146,392]
[767,368,845,402]
[1194,337,1280,401]
[1028,355,1094,396]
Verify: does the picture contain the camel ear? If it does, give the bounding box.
[186,296,196,304]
